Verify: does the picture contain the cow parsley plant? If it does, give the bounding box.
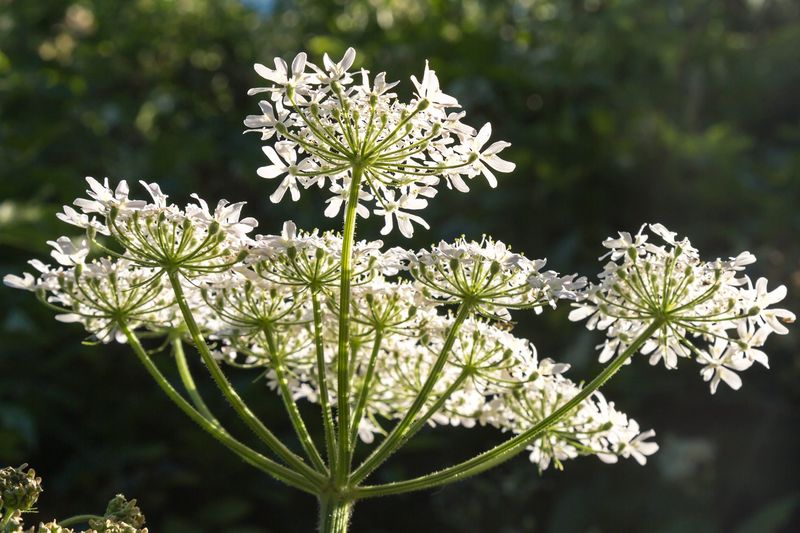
[5,48,794,532]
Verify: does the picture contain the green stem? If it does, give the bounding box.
[335,165,364,483]
[262,326,328,473]
[348,329,383,454]
[312,290,338,472]
[399,370,470,447]
[351,303,472,485]
[166,271,326,486]
[353,319,664,497]
[172,335,222,427]
[318,496,353,533]
[59,514,103,527]
[119,322,319,494]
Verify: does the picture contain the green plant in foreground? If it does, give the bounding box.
[0,465,146,533]
[4,48,795,532]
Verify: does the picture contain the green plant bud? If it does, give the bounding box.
[275,122,288,135]
[208,221,220,236]
[417,98,430,111]
[0,464,43,513]
[627,247,637,259]
[87,494,147,531]
[365,292,374,305]
[235,250,248,263]
[109,206,119,221]
[310,102,319,116]
[315,247,325,260]
[467,152,478,163]
[287,246,297,260]
[407,306,417,318]
[449,258,459,271]
[490,261,501,275]
[73,264,83,280]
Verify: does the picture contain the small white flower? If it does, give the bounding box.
[374,189,429,238]
[697,339,752,394]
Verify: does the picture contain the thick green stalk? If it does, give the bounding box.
[353,319,664,497]
[335,165,364,483]
[262,326,328,473]
[350,303,472,485]
[119,322,319,494]
[311,290,338,471]
[166,271,326,486]
[171,335,222,427]
[318,496,353,533]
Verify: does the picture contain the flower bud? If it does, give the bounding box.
[87,494,147,531]
[0,464,43,513]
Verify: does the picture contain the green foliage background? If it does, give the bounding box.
[1,0,798,531]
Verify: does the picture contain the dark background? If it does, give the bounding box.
[1,0,798,531]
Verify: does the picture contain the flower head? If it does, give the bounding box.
[246,48,516,237]
[570,224,795,393]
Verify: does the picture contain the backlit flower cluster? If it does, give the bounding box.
[4,178,659,470]
[4,49,794,489]
[244,48,515,237]
[409,237,585,319]
[569,223,795,393]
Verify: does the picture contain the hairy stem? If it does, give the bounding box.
[351,303,472,484]
[318,496,353,533]
[120,322,319,494]
[167,270,326,485]
[171,335,222,427]
[312,290,338,472]
[335,165,364,483]
[262,326,328,473]
[348,329,383,455]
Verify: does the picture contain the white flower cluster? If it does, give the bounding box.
[409,236,585,319]
[5,50,794,487]
[569,224,795,393]
[244,48,515,237]
[4,178,659,470]
[209,290,657,469]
